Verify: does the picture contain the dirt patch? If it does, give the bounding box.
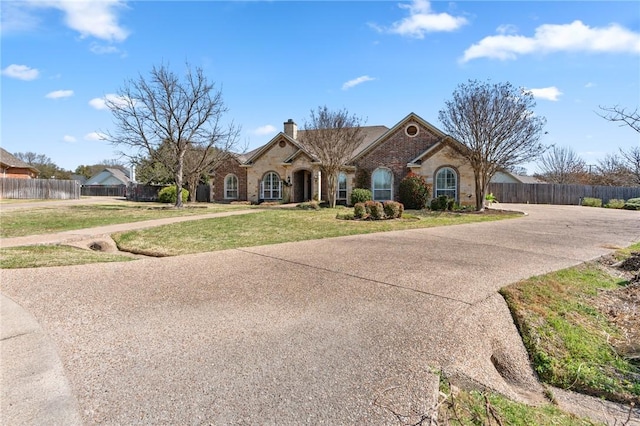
[594,253,640,365]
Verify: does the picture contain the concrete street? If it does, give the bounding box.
[1,203,639,424]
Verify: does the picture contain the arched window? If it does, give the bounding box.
[261,171,282,200]
[372,168,393,201]
[224,174,238,199]
[337,172,347,200]
[435,167,457,200]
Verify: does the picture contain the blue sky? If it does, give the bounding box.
[2,0,639,174]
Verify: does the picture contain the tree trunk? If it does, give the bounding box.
[326,171,337,208]
[175,150,185,208]
[474,172,484,212]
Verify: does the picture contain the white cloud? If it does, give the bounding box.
[4,0,128,42]
[462,20,640,62]
[84,132,107,141]
[63,135,77,143]
[89,93,129,110]
[374,0,467,39]
[496,24,518,35]
[0,1,40,34]
[45,89,74,99]
[253,125,277,136]
[342,75,376,91]
[90,43,120,55]
[2,64,39,80]
[528,87,562,101]
[584,82,596,88]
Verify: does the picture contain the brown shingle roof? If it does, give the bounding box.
[295,125,390,161]
[0,147,40,173]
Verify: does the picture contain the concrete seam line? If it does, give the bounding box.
[236,248,472,306]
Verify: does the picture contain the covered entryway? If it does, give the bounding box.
[292,169,312,203]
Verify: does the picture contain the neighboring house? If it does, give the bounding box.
[70,174,87,185]
[211,112,507,206]
[0,148,39,179]
[492,171,546,184]
[85,168,131,186]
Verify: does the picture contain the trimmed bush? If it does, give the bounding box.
[297,201,320,210]
[351,188,372,205]
[430,195,454,211]
[398,172,430,210]
[336,212,355,220]
[624,198,640,210]
[604,199,625,209]
[157,186,189,204]
[581,197,602,207]
[383,201,404,219]
[365,200,384,220]
[353,203,367,219]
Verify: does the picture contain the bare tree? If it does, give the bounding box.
[536,145,587,184]
[299,106,366,208]
[438,80,547,211]
[103,63,240,207]
[598,105,640,133]
[591,153,632,186]
[14,151,70,179]
[619,146,640,185]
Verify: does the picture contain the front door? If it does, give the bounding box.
[293,170,312,203]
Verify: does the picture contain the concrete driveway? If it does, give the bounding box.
[1,204,639,424]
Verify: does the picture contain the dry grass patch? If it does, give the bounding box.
[0,245,133,269]
[0,202,249,238]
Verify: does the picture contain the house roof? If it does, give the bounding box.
[85,167,131,185]
[512,174,546,184]
[0,147,40,173]
[296,125,390,161]
[238,112,466,169]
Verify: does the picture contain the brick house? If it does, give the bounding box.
[211,112,480,206]
[0,148,39,179]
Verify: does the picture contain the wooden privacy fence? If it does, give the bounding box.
[488,183,640,205]
[126,184,165,202]
[81,185,126,197]
[0,178,80,199]
[126,183,212,202]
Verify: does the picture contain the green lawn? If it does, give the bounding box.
[112,208,519,257]
[500,243,640,405]
[0,202,249,238]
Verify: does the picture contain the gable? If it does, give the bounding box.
[85,169,130,185]
[244,133,310,166]
[350,113,447,164]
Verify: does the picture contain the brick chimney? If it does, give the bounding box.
[284,119,297,140]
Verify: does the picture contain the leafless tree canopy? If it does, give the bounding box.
[536,145,587,184]
[438,80,547,211]
[598,105,640,133]
[619,146,640,185]
[299,106,366,207]
[103,63,240,207]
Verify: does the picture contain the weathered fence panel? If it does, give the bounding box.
[196,184,211,203]
[0,178,80,199]
[126,184,165,202]
[488,183,640,205]
[81,185,126,197]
